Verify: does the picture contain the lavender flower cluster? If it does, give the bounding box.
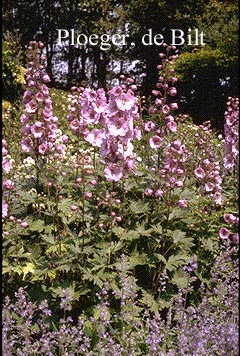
[2,249,238,356]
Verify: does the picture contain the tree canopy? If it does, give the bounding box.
[2,0,239,128]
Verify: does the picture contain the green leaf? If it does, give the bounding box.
[129,200,149,215]
[172,230,186,243]
[22,262,35,279]
[171,269,189,289]
[129,252,148,268]
[29,219,45,232]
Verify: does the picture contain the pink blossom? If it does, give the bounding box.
[170,102,178,110]
[20,114,31,125]
[36,92,44,101]
[155,98,162,106]
[3,179,14,190]
[38,142,49,154]
[133,127,142,140]
[205,182,215,192]
[21,137,33,152]
[40,84,49,96]
[175,180,184,187]
[115,90,136,111]
[194,167,205,179]
[61,135,69,144]
[155,189,164,198]
[168,87,177,96]
[2,147,8,156]
[2,200,8,218]
[219,227,230,240]
[149,135,163,149]
[84,192,93,200]
[178,199,188,208]
[84,129,105,147]
[31,121,44,138]
[20,221,29,228]
[108,115,129,137]
[71,205,78,211]
[23,90,33,104]
[144,188,154,197]
[56,144,66,155]
[123,159,136,172]
[231,233,239,245]
[42,74,50,83]
[162,104,170,115]
[90,179,97,186]
[2,158,12,173]
[25,99,38,114]
[104,164,123,182]
[224,213,237,224]
[213,192,223,205]
[144,121,156,132]
[148,106,158,115]
[166,120,177,132]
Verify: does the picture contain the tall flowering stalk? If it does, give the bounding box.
[223,97,239,173]
[100,84,140,182]
[192,121,224,206]
[20,41,65,163]
[2,139,14,219]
